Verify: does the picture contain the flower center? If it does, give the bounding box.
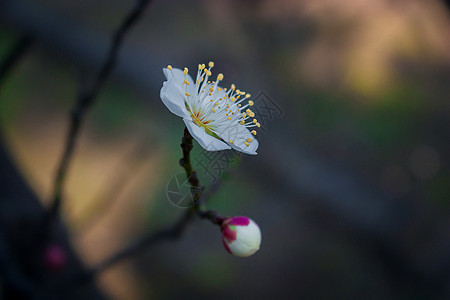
[190,109,219,138]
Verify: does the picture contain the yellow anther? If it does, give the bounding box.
[245,94,251,98]
[238,104,241,107]
[217,73,224,81]
[185,92,191,97]
[224,88,227,91]
[217,88,222,91]
[253,119,257,123]
[183,79,190,85]
[246,138,252,142]
[248,100,254,106]
[236,89,241,94]
[244,141,250,147]
[229,140,234,144]
[183,67,188,75]
[240,91,246,95]
[251,130,257,135]
[196,79,200,84]
[226,104,230,108]
[167,65,173,70]
[208,61,214,68]
[198,64,203,70]
[206,70,212,76]
[211,108,215,112]
[240,120,245,125]
[246,109,252,114]
[201,63,206,69]
[214,102,218,106]
[227,117,232,120]
[210,99,213,102]
[209,93,211,96]
[210,87,214,92]
[250,112,255,117]
[231,84,236,91]
[231,97,236,102]
[256,122,261,127]
[242,113,247,118]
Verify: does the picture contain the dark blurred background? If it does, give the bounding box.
[0,0,449,299]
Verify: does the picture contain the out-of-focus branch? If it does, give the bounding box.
[0,34,34,87]
[50,0,154,216]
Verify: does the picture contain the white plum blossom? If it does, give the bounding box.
[221,216,261,257]
[160,62,260,155]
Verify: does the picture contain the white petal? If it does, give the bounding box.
[218,124,258,155]
[227,239,258,257]
[236,221,262,249]
[160,68,194,118]
[183,118,231,151]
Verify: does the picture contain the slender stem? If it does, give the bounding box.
[82,127,225,282]
[49,0,153,217]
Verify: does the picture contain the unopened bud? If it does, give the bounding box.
[43,244,67,271]
[221,216,261,257]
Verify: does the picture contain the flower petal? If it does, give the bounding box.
[183,118,231,151]
[160,68,194,118]
[218,124,258,155]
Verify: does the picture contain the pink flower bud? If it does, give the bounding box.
[221,216,261,257]
[43,244,67,271]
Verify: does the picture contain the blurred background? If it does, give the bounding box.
[0,0,449,299]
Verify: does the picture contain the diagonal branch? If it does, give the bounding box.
[0,34,34,88]
[50,0,154,216]
[80,128,224,284]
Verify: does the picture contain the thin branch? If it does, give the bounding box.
[50,0,154,216]
[0,34,34,87]
[80,127,225,283]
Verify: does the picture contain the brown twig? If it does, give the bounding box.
[81,127,225,283]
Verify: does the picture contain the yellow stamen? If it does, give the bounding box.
[244,141,250,147]
[217,73,224,81]
[209,61,214,68]
[245,94,251,98]
[248,100,254,106]
[183,67,188,75]
[229,140,234,144]
[251,130,257,135]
